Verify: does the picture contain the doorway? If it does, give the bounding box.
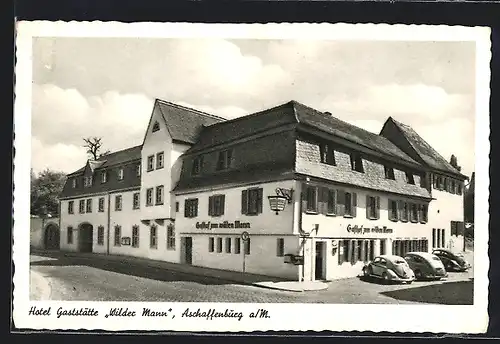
[315,241,326,280]
[44,224,60,250]
[78,223,93,253]
[182,237,193,265]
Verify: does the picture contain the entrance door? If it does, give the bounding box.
[44,224,60,250]
[315,241,325,280]
[184,237,193,265]
[79,224,93,253]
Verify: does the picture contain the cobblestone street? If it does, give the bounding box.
[30,251,474,304]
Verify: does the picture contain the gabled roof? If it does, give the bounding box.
[156,99,225,145]
[385,118,467,178]
[67,145,142,176]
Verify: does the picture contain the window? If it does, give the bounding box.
[388,200,398,221]
[327,189,336,215]
[175,202,179,212]
[114,226,121,246]
[432,228,437,248]
[235,238,241,254]
[350,153,364,173]
[433,174,439,189]
[98,197,105,212]
[450,180,456,194]
[155,185,164,205]
[366,196,380,220]
[409,203,418,223]
[67,226,73,244]
[225,238,232,253]
[443,177,449,191]
[305,186,318,213]
[115,195,122,211]
[192,156,204,175]
[208,237,214,252]
[405,172,415,185]
[209,194,225,216]
[68,201,74,214]
[86,199,92,213]
[152,121,160,132]
[150,225,158,249]
[441,229,446,248]
[217,237,223,253]
[97,226,104,245]
[147,155,155,172]
[338,239,349,264]
[156,152,164,169]
[399,201,409,222]
[167,225,175,250]
[146,188,154,206]
[344,192,357,217]
[72,179,77,188]
[185,198,199,218]
[79,200,85,214]
[419,204,428,223]
[101,171,107,183]
[133,192,140,209]
[320,144,336,165]
[241,188,263,215]
[457,182,463,195]
[276,238,285,257]
[419,173,427,188]
[84,176,93,187]
[216,150,232,171]
[384,166,395,180]
[118,168,124,180]
[244,238,251,255]
[136,164,141,177]
[132,225,139,248]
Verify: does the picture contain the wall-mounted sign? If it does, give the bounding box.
[121,237,131,246]
[347,224,393,234]
[275,187,294,204]
[241,231,250,241]
[196,220,251,230]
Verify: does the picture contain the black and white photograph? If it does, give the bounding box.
[14,22,490,333]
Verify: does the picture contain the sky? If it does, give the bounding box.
[31,38,476,178]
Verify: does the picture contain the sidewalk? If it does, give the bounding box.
[30,270,52,300]
[31,249,328,292]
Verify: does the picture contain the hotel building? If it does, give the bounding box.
[58,99,467,281]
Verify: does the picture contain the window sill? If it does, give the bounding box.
[133,207,140,210]
[389,218,399,222]
[367,217,379,220]
[410,220,418,224]
[115,209,122,212]
[156,166,164,170]
[156,202,164,206]
[326,213,337,217]
[343,215,354,219]
[419,221,428,224]
[305,211,318,215]
[167,247,176,251]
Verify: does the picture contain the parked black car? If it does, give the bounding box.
[432,249,471,272]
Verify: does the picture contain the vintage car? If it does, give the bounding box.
[362,255,415,284]
[404,252,448,280]
[432,248,471,272]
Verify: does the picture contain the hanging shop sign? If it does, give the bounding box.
[196,220,251,230]
[346,224,393,234]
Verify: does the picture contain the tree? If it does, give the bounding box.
[83,137,111,160]
[30,169,67,217]
[450,154,462,172]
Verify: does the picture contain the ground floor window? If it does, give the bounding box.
[166,225,175,250]
[217,237,223,253]
[67,226,73,244]
[208,237,214,252]
[234,238,241,254]
[392,239,428,256]
[432,228,446,248]
[277,238,285,257]
[150,225,158,249]
[97,226,104,245]
[338,239,376,265]
[114,226,121,246]
[225,238,232,253]
[132,225,139,248]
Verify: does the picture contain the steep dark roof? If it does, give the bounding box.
[156,99,226,144]
[389,118,466,177]
[67,145,142,176]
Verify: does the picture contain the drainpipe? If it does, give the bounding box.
[106,192,111,255]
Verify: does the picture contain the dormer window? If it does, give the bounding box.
[405,172,415,185]
[152,121,160,132]
[136,164,141,177]
[101,171,107,183]
[320,144,336,165]
[72,179,77,188]
[384,166,395,180]
[350,153,364,173]
[216,150,232,171]
[83,176,93,187]
[192,156,204,175]
[118,168,124,180]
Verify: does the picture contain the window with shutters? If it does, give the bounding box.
[305,186,318,213]
[216,237,223,253]
[388,200,398,221]
[327,189,336,215]
[209,194,225,217]
[405,172,415,185]
[185,198,199,218]
[147,155,155,172]
[150,225,158,249]
[366,195,379,220]
[67,226,73,244]
[167,225,175,250]
[234,238,241,254]
[399,201,409,222]
[208,237,214,252]
[114,225,121,246]
[86,198,92,213]
[192,156,204,175]
[409,203,418,223]
[216,150,232,171]
[132,225,139,248]
[276,238,285,257]
[241,188,263,215]
[225,238,231,253]
[68,201,74,214]
[97,226,104,245]
[384,166,395,180]
[98,197,105,212]
[146,188,154,206]
[79,200,85,213]
[419,204,428,223]
[350,153,364,173]
[319,144,336,165]
[344,192,357,217]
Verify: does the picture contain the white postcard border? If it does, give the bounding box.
[14,21,491,333]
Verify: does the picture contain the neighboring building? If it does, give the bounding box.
[464,172,475,224]
[58,99,468,281]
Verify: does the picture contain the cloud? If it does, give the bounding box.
[31,137,88,174]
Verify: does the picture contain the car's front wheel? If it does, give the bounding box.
[414,270,423,280]
[363,266,371,277]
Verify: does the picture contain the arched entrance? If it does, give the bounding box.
[78,223,94,253]
[44,223,60,250]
